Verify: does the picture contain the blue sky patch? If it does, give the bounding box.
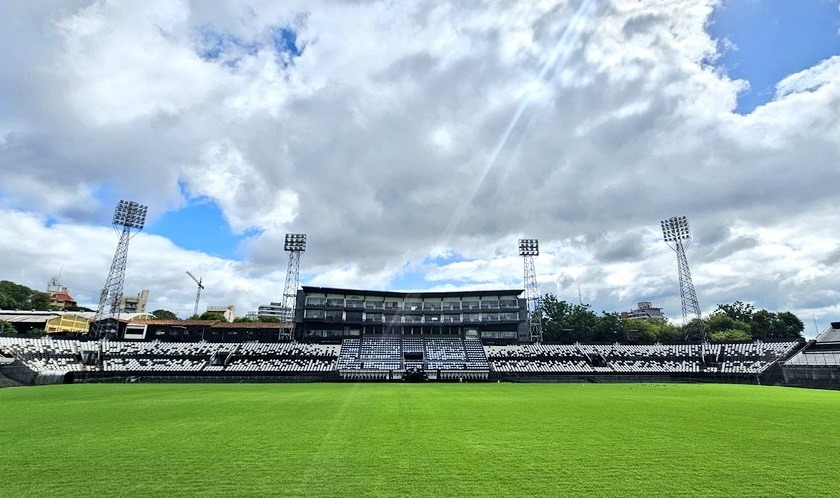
[194,24,304,68]
[388,252,469,290]
[195,27,258,64]
[269,26,306,65]
[422,251,466,266]
[389,269,468,292]
[708,0,840,114]
[145,200,252,260]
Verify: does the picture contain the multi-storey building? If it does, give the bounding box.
[295,286,527,343]
[119,290,149,314]
[46,276,78,310]
[256,302,286,319]
[205,305,236,322]
[621,301,664,320]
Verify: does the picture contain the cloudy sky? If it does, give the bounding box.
[1,0,839,330]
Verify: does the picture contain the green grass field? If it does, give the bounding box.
[1,383,838,497]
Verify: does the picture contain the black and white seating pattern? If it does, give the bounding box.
[484,341,800,375]
[0,337,800,380]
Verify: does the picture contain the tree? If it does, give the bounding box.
[0,280,31,309]
[257,316,281,323]
[150,309,179,320]
[714,301,755,323]
[541,294,598,343]
[749,309,775,340]
[774,312,804,339]
[709,329,752,342]
[0,280,56,311]
[593,312,624,343]
[29,292,54,311]
[621,318,679,343]
[712,301,803,341]
[705,313,750,336]
[540,294,625,343]
[65,305,94,312]
[198,311,226,321]
[0,320,16,334]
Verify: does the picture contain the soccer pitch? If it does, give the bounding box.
[1,383,838,496]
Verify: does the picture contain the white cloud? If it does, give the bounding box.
[774,55,840,99]
[0,0,839,329]
[182,140,299,233]
[55,0,221,126]
[0,207,286,317]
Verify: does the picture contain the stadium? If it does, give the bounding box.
[2,212,840,494]
[3,251,839,496]
[1,222,835,389]
[1,333,839,495]
[2,2,840,495]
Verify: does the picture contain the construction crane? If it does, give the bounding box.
[186,271,204,318]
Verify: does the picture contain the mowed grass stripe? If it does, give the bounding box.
[0,383,838,497]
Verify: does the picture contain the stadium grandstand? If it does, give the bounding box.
[0,334,803,385]
[0,286,819,387]
[781,322,840,389]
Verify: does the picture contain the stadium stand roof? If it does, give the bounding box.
[0,311,156,331]
[213,322,289,329]
[129,320,287,329]
[301,286,524,298]
[131,319,217,327]
[0,313,57,324]
[815,322,840,344]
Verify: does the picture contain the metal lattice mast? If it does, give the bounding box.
[519,238,543,343]
[281,234,306,325]
[186,271,204,318]
[92,200,147,339]
[660,216,705,342]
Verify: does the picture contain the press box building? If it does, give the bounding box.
[294,286,528,343]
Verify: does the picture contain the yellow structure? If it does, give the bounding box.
[45,314,90,334]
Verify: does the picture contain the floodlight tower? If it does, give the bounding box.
[92,200,148,339]
[186,271,204,318]
[519,238,543,343]
[660,216,705,342]
[281,233,306,324]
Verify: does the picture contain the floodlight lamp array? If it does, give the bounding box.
[112,200,148,230]
[661,216,690,242]
[284,233,307,252]
[518,238,539,256]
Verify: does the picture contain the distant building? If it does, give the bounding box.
[119,290,149,314]
[257,302,288,320]
[46,276,77,310]
[206,305,236,322]
[621,302,664,320]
